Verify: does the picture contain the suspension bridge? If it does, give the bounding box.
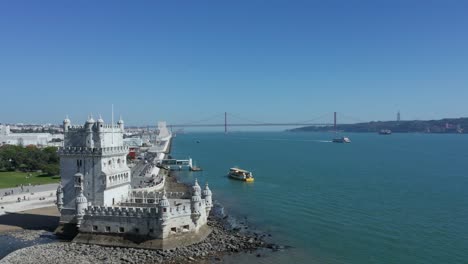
[167,112,365,133]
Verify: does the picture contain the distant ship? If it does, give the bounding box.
[228,168,254,182]
[332,112,351,143]
[379,129,392,135]
[332,137,351,143]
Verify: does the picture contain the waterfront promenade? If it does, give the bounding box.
[0,184,58,217]
[0,184,59,236]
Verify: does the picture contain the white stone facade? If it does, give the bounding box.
[58,116,131,223]
[79,184,212,240]
[56,116,212,246]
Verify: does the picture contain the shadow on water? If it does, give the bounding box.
[0,212,59,231]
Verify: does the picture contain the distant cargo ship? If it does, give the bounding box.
[379,129,392,135]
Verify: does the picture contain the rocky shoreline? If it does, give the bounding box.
[1,205,285,264]
[1,173,287,263]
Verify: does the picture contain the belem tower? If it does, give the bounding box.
[55,116,213,249]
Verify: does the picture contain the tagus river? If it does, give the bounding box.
[172,132,468,264]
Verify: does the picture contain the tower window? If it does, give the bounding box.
[93,225,98,231]
[105,226,110,232]
[119,227,124,233]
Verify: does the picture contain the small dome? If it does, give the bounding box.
[202,183,212,197]
[97,115,104,123]
[159,190,170,207]
[76,192,88,204]
[117,116,124,124]
[192,179,201,195]
[64,117,71,123]
[86,114,95,123]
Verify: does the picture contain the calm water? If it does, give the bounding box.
[172,132,468,264]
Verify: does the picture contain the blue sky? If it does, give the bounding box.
[0,0,467,126]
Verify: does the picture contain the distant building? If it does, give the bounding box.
[397,111,401,122]
[0,124,63,146]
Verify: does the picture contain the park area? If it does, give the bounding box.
[0,171,59,189]
[0,145,60,189]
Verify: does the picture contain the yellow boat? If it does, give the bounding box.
[228,168,254,182]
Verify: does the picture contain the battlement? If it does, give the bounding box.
[59,146,129,155]
[100,124,121,129]
[85,205,158,217]
[129,190,187,200]
[69,125,84,130]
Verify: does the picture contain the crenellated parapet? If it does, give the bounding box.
[85,205,158,218]
[68,125,85,130]
[66,124,121,132]
[58,146,129,156]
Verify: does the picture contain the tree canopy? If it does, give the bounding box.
[0,145,59,175]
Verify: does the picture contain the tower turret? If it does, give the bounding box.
[117,116,124,131]
[191,180,202,224]
[202,183,212,213]
[85,115,95,148]
[97,115,104,132]
[86,115,95,126]
[158,189,170,226]
[192,178,201,196]
[63,116,71,132]
[74,173,87,227]
[56,183,64,212]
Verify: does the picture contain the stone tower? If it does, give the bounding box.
[57,116,131,224]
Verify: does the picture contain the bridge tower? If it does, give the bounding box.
[334,112,337,130]
[224,112,227,134]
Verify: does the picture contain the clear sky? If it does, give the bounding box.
[0,0,467,126]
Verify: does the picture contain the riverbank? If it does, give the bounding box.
[1,172,284,263]
[1,212,279,264]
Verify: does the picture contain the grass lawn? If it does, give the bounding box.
[0,171,60,189]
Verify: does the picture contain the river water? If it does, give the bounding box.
[172,132,468,264]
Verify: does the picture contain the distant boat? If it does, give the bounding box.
[379,129,392,135]
[332,137,351,143]
[228,168,254,182]
[332,112,351,143]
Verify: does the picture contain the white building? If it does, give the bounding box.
[0,124,63,146]
[56,116,212,249]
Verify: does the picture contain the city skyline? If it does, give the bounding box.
[1,0,467,125]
